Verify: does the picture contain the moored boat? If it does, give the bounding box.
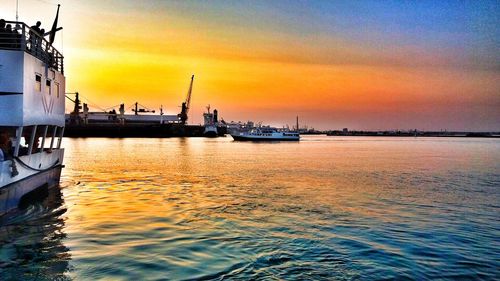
[203,105,218,137]
[0,16,65,216]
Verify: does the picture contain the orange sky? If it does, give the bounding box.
[1,0,498,130]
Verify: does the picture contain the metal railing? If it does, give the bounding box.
[0,21,64,73]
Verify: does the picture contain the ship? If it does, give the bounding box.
[63,76,227,138]
[230,117,300,141]
[0,11,66,216]
[65,75,195,126]
[203,105,218,137]
[230,126,300,141]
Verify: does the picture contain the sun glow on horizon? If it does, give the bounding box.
[1,0,498,130]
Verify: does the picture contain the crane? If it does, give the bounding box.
[65,92,81,115]
[132,102,155,115]
[65,92,82,125]
[178,75,194,124]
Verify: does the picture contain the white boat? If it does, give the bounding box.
[231,126,300,141]
[0,17,65,216]
[203,105,218,137]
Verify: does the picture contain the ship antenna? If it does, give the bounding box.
[16,0,19,22]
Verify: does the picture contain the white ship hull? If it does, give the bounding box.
[231,131,299,141]
[0,150,64,215]
[1,20,66,216]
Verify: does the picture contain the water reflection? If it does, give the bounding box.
[1,136,499,280]
[0,187,70,280]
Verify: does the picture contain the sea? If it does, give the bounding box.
[0,136,499,280]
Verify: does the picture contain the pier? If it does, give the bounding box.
[64,123,226,138]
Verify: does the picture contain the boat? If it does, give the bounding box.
[231,126,300,141]
[62,75,226,138]
[66,75,196,126]
[66,99,181,125]
[230,116,300,141]
[203,105,218,137]
[0,14,66,216]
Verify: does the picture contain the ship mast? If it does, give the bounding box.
[16,0,19,22]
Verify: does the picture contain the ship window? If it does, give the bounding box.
[55,83,60,98]
[35,74,42,92]
[46,80,51,95]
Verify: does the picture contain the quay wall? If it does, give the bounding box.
[64,124,227,138]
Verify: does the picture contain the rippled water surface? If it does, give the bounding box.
[1,136,499,280]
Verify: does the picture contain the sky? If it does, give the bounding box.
[1,0,499,130]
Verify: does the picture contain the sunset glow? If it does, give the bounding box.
[1,0,498,130]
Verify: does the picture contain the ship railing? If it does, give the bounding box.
[0,21,64,74]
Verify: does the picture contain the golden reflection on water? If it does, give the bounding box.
[5,136,498,280]
[61,136,499,231]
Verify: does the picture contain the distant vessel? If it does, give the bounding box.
[0,14,66,215]
[66,75,196,126]
[66,97,182,125]
[229,116,301,141]
[231,126,300,141]
[63,76,226,138]
[203,105,218,137]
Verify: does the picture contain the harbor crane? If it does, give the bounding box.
[65,92,81,114]
[178,75,194,124]
[132,102,155,115]
[65,92,82,125]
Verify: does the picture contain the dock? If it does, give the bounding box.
[64,123,227,138]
